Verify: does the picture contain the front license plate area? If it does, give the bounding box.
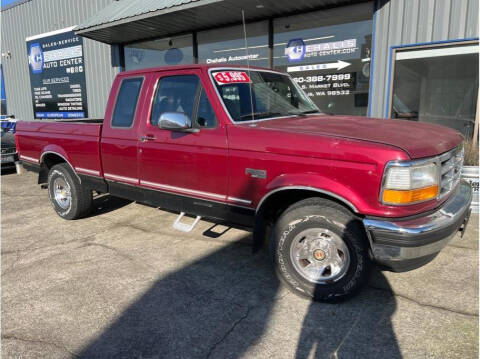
[1,155,14,164]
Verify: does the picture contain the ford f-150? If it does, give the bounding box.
[15,64,472,301]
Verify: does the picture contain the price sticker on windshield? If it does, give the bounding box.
[213,71,251,85]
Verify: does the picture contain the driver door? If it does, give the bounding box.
[137,69,228,205]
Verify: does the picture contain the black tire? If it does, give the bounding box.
[269,197,371,302]
[47,163,93,220]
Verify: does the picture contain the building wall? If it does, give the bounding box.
[1,0,478,121]
[369,0,479,118]
[1,0,118,120]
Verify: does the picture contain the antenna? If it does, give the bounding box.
[242,10,255,122]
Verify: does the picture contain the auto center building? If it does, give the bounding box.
[1,0,479,140]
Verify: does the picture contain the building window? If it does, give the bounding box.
[273,5,373,116]
[390,41,479,139]
[124,34,193,70]
[198,21,269,67]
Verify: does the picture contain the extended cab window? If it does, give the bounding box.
[112,77,143,128]
[151,75,216,128]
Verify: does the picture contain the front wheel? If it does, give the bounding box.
[269,198,371,302]
[48,163,93,220]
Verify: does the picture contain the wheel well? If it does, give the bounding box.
[252,189,360,251]
[38,153,67,184]
[260,189,356,223]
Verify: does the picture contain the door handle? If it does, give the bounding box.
[140,135,156,142]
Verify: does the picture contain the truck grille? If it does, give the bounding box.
[439,145,464,198]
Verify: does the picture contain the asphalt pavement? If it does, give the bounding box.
[1,169,478,358]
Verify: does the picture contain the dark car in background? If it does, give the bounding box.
[1,118,18,170]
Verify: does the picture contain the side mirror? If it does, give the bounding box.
[158,112,198,132]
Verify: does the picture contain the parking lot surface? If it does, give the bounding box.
[2,170,479,358]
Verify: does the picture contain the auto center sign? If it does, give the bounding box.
[285,38,358,63]
[26,26,88,119]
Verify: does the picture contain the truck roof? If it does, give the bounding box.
[119,63,280,76]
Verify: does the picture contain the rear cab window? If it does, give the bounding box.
[111,77,144,128]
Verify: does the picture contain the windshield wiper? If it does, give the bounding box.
[238,112,282,121]
[288,109,322,117]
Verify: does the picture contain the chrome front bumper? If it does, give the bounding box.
[363,180,472,272]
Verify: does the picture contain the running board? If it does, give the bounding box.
[172,212,202,232]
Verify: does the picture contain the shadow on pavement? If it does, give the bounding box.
[90,194,132,216]
[295,271,400,358]
[77,236,400,358]
[202,223,231,238]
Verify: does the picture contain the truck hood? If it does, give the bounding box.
[252,115,463,159]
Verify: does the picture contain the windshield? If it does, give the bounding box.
[211,70,320,122]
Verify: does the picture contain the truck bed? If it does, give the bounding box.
[15,119,104,177]
[17,118,104,124]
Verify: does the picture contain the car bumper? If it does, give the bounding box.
[363,180,472,272]
[1,152,18,167]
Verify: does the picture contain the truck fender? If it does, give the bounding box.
[39,145,80,183]
[259,173,360,213]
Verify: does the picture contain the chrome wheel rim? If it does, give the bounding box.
[289,228,350,284]
[53,177,71,210]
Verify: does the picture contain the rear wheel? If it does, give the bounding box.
[269,197,371,302]
[48,163,92,220]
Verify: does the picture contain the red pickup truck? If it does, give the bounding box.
[16,64,472,302]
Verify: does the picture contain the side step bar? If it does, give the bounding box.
[173,212,202,233]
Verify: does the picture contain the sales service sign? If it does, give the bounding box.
[26,26,88,119]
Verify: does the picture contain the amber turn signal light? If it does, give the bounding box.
[382,185,439,205]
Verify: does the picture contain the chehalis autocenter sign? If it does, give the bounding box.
[26,26,88,119]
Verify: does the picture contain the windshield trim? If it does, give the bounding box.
[207,67,318,125]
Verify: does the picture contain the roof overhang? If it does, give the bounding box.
[75,0,371,45]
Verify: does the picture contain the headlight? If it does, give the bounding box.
[381,161,439,205]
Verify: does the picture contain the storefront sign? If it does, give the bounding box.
[26,26,88,119]
[273,18,373,116]
[285,38,358,63]
[292,72,356,98]
[285,39,306,62]
[287,60,351,72]
[206,53,260,64]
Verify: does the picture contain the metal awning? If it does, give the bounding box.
[75,0,369,44]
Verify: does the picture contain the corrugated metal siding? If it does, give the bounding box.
[76,0,204,31]
[1,0,118,120]
[76,0,369,44]
[369,0,479,118]
[75,0,367,32]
